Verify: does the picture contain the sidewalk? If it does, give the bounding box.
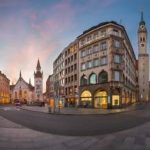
[21,103,143,115]
[1,111,150,149]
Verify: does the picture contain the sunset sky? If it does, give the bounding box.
[0,0,149,91]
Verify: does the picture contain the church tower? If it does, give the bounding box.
[138,11,149,101]
[34,59,43,102]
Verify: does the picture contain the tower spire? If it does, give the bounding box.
[29,78,31,85]
[36,59,41,71]
[20,70,22,78]
[140,11,145,25]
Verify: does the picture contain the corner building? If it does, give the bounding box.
[78,21,137,108]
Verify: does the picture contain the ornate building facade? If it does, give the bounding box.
[10,71,34,103]
[34,59,43,102]
[0,71,10,104]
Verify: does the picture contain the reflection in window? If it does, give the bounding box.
[98,71,108,83]
[89,73,97,84]
[80,75,88,85]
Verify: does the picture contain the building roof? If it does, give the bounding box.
[36,59,41,70]
[78,21,124,38]
[34,71,43,78]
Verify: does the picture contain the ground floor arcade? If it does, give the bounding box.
[79,84,137,109]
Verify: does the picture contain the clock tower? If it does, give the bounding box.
[34,59,43,102]
[138,11,149,101]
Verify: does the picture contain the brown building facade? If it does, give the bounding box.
[0,71,10,104]
[64,40,79,107]
[78,21,137,108]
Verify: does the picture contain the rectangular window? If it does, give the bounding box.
[81,50,86,57]
[114,40,121,48]
[81,63,86,71]
[87,35,91,42]
[114,71,120,81]
[93,44,99,53]
[114,54,121,63]
[93,59,100,67]
[100,41,107,50]
[93,32,99,40]
[113,29,119,36]
[87,61,93,69]
[100,57,107,65]
[100,30,106,37]
[87,46,92,55]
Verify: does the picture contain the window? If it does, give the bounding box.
[74,64,77,70]
[74,53,77,60]
[100,41,107,50]
[114,71,120,81]
[93,59,100,67]
[114,54,121,63]
[80,75,88,85]
[100,57,107,65]
[89,73,97,84]
[93,44,99,53]
[100,30,106,37]
[81,50,86,57]
[113,29,119,36]
[93,32,99,39]
[87,35,91,42]
[87,46,92,55]
[81,63,86,71]
[87,61,93,69]
[114,40,121,48]
[98,71,108,83]
[74,74,77,81]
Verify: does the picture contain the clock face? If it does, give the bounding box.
[141,25,144,30]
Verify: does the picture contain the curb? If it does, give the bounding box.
[20,106,143,116]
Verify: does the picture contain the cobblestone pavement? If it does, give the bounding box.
[1,114,150,150]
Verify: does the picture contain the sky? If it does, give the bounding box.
[0,0,149,91]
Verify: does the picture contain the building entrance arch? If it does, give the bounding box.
[80,90,92,107]
[94,90,107,109]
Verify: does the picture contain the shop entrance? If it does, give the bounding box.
[94,90,107,109]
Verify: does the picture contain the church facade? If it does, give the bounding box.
[10,59,43,103]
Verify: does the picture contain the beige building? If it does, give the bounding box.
[53,51,65,106]
[64,40,79,106]
[51,13,149,109]
[78,21,137,108]
[0,71,10,104]
[138,12,149,101]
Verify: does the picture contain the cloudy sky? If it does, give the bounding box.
[0,0,149,91]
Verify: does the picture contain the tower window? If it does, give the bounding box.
[143,37,145,42]
[141,44,144,47]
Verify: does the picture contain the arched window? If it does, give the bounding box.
[89,73,97,84]
[80,75,88,85]
[98,71,108,83]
